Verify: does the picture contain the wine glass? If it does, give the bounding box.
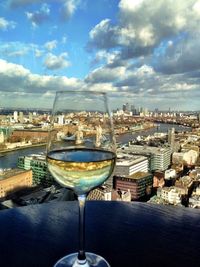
[46,90,116,267]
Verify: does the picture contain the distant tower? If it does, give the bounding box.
[95,125,102,147]
[13,111,18,122]
[29,112,33,123]
[19,112,24,123]
[168,128,175,148]
[122,103,130,112]
[58,115,64,125]
[122,104,126,112]
[75,125,83,145]
[131,104,138,114]
[198,113,200,122]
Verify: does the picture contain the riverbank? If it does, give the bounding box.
[0,143,46,155]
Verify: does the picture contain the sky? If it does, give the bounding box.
[1,0,200,110]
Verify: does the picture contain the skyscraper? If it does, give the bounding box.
[19,112,24,123]
[168,127,175,148]
[13,111,18,122]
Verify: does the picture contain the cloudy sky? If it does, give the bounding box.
[1,0,200,110]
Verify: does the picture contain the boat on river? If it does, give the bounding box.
[61,134,76,141]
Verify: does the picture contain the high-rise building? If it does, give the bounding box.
[19,112,24,123]
[13,111,18,122]
[120,145,172,171]
[168,127,175,147]
[18,154,53,187]
[122,103,130,112]
[58,115,64,125]
[29,112,33,123]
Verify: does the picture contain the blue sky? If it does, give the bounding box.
[1,0,200,110]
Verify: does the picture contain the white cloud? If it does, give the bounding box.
[0,59,80,94]
[0,41,39,59]
[44,40,57,51]
[0,17,16,30]
[61,0,80,20]
[44,52,70,70]
[154,35,200,74]
[88,0,200,65]
[85,66,126,84]
[88,19,118,50]
[35,48,44,58]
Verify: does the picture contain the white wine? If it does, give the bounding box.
[47,148,116,195]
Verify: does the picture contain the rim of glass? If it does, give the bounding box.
[55,90,107,96]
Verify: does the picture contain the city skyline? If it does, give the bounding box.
[1,0,200,110]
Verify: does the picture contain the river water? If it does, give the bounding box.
[117,123,191,144]
[0,123,191,169]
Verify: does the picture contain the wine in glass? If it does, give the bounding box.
[46,90,116,267]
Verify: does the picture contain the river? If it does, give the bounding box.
[0,123,191,169]
[117,123,191,144]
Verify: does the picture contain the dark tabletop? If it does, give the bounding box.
[0,200,199,267]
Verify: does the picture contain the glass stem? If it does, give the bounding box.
[77,194,87,261]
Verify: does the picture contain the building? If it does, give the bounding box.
[88,185,131,201]
[113,171,153,200]
[10,129,55,143]
[165,169,176,179]
[29,112,33,123]
[19,112,24,123]
[160,187,182,205]
[115,153,149,176]
[18,154,53,187]
[168,128,175,147]
[150,148,171,171]
[123,103,130,112]
[164,169,177,186]
[175,176,193,195]
[172,150,198,167]
[121,145,172,171]
[153,171,165,188]
[0,169,32,198]
[13,111,18,122]
[189,186,200,208]
[58,115,64,125]
[189,195,200,208]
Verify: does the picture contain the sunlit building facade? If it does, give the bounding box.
[0,169,32,198]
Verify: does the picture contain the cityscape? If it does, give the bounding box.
[1,1,200,266]
[0,103,200,209]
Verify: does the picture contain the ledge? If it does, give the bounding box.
[0,201,199,267]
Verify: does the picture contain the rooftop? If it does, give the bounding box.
[122,144,171,154]
[0,168,29,180]
[116,171,152,180]
[20,153,46,161]
[116,154,147,166]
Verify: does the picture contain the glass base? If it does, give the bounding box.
[54,252,110,267]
